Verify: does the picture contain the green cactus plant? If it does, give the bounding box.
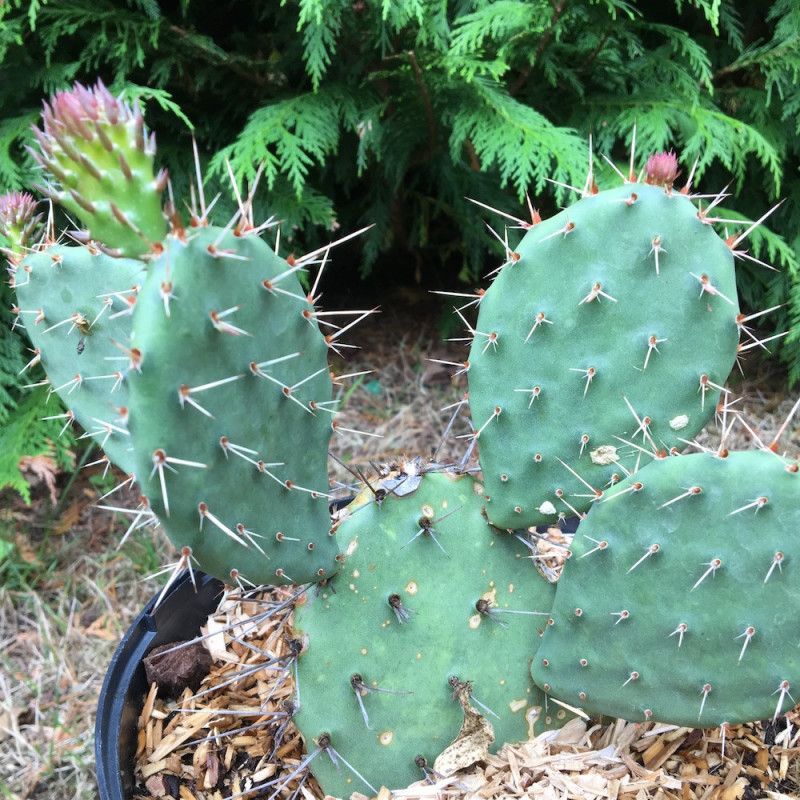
[531,447,800,727]
[291,466,563,797]
[7,76,799,797]
[466,157,741,530]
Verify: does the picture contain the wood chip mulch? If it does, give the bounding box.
[134,585,800,800]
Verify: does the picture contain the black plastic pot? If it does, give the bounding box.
[95,497,355,798]
[95,571,225,799]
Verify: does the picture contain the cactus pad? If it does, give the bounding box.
[127,225,339,586]
[13,244,145,474]
[293,468,563,797]
[532,449,800,727]
[467,181,740,529]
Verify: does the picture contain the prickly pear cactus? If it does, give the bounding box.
[127,225,339,586]
[13,244,145,474]
[532,449,800,727]
[293,468,563,797]
[29,80,167,257]
[467,180,740,529]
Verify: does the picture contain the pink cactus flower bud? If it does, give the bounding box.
[38,80,148,153]
[0,191,39,229]
[645,151,679,187]
[0,191,44,262]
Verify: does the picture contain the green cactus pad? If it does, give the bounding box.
[30,80,166,257]
[13,244,145,474]
[467,182,740,529]
[532,449,800,727]
[293,468,563,797]
[127,225,338,586]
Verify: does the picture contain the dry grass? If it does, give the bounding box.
[0,304,798,800]
[325,303,474,483]
[0,497,174,799]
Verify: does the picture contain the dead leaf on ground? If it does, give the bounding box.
[53,501,81,535]
[433,678,495,777]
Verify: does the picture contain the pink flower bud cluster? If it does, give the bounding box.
[644,151,679,187]
[30,79,154,163]
[0,191,43,261]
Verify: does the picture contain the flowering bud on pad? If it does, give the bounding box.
[30,80,166,257]
[293,469,562,797]
[468,182,739,529]
[532,449,800,727]
[0,191,43,263]
[13,244,144,473]
[127,226,338,586]
[645,151,679,187]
